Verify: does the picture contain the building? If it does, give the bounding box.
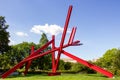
[61,58,77,63]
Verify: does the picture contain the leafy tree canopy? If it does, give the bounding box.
[0,16,10,54]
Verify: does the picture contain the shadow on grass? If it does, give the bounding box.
[86,74,107,78]
[1,73,48,79]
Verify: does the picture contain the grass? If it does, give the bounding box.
[0,73,120,80]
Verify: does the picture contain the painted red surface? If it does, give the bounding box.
[2,5,113,79]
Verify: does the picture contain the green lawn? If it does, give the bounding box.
[0,73,120,80]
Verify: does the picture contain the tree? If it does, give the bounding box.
[64,62,71,70]
[113,49,120,69]
[0,52,11,69]
[96,48,117,68]
[95,48,120,75]
[1,42,36,69]
[58,60,65,70]
[71,63,84,72]
[113,49,120,75]
[0,16,10,54]
[71,62,96,73]
[0,33,52,71]
[10,42,35,63]
[39,33,51,70]
[31,33,52,70]
[39,33,48,46]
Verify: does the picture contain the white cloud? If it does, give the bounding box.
[16,32,28,37]
[30,24,70,35]
[9,38,15,45]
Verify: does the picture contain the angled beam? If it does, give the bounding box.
[62,50,113,78]
[55,5,73,70]
[22,43,75,62]
[60,5,73,49]
[22,39,54,63]
[2,45,58,79]
[70,40,81,46]
[68,27,77,44]
[19,41,80,63]
[52,35,56,72]
[24,46,35,75]
[2,39,79,78]
[68,27,74,44]
[2,39,54,79]
[33,39,54,54]
[2,60,26,78]
[24,39,54,59]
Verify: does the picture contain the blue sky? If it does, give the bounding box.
[0,0,120,60]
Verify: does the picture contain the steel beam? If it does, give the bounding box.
[55,5,73,70]
[62,50,113,78]
[52,35,56,72]
[68,27,77,44]
[2,41,78,78]
[24,46,34,75]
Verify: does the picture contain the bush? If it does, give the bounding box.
[71,63,96,74]
[64,62,72,70]
[71,63,83,72]
[58,60,65,70]
[116,70,120,76]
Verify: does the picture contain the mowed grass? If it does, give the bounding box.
[0,73,120,80]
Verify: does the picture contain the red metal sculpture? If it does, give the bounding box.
[2,5,113,79]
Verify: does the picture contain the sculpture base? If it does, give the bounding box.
[48,72,61,76]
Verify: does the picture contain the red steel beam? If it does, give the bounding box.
[21,42,78,63]
[18,41,80,65]
[69,27,77,44]
[62,50,113,78]
[23,39,54,59]
[68,27,77,44]
[2,5,112,80]
[55,5,73,70]
[33,39,54,54]
[2,46,59,78]
[21,39,54,64]
[2,48,50,79]
[2,40,78,78]
[24,46,35,75]
[2,60,26,78]
[22,41,80,63]
[52,35,56,72]
[2,41,112,78]
[2,39,54,78]
[68,27,74,44]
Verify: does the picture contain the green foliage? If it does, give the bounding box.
[102,48,117,68]
[71,62,96,73]
[31,33,51,70]
[64,62,72,70]
[95,48,120,75]
[58,60,65,70]
[95,48,117,68]
[113,49,120,69]
[112,49,120,75]
[71,63,83,72]
[58,60,72,71]
[39,33,48,46]
[116,70,120,76]
[0,16,10,54]
[0,42,36,69]
[57,60,96,73]
[10,42,35,66]
[0,33,52,71]
[0,53,11,69]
